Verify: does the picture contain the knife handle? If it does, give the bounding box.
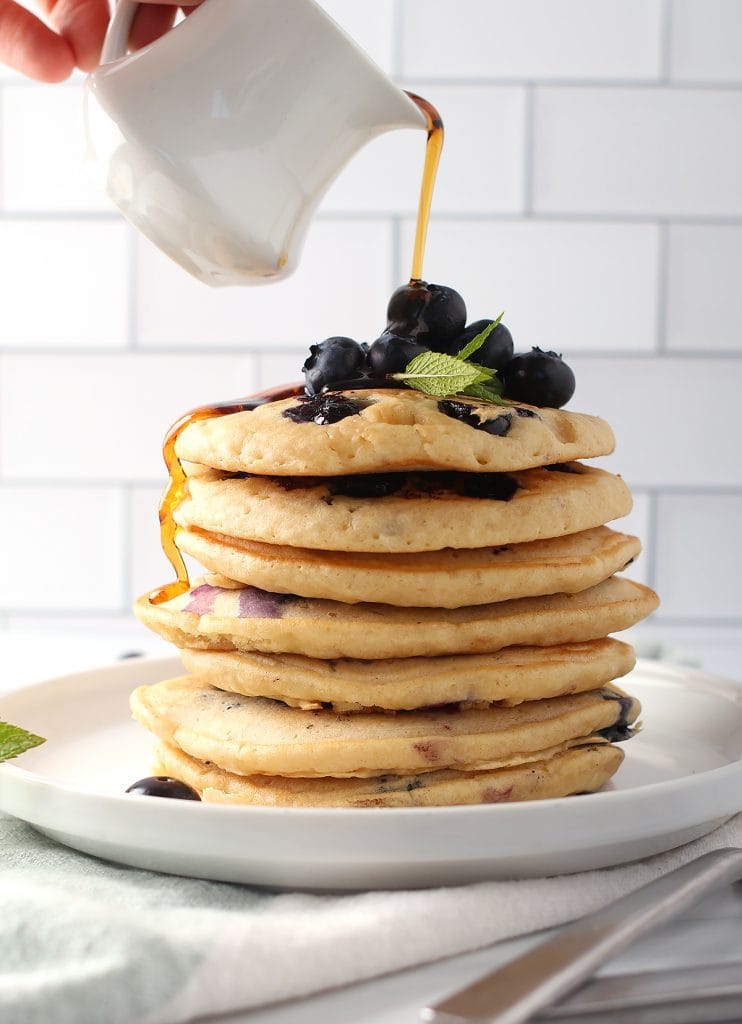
[422,846,742,1024]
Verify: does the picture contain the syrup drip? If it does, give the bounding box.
[405,92,444,284]
[150,95,443,605]
[148,384,301,605]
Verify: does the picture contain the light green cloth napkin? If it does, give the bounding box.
[2,811,741,1024]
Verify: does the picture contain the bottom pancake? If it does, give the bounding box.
[155,740,624,807]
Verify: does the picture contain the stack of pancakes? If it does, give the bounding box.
[133,388,659,807]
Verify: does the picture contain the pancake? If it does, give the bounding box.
[175,526,640,607]
[177,463,633,553]
[175,389,615,476]
[154,740,624,807]
[130,677,639,778]
[179,638,636,711]
[135,575,660,660]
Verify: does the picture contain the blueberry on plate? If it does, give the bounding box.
[367,330,429,375]
[501,348,575,408]
[386,281,466,351]
[302,336,367,396]
[451,319,514,370]
[126,776,201,800]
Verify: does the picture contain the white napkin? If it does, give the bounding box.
[1,811,740,1024]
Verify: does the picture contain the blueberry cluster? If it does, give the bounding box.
[301,282,576,408]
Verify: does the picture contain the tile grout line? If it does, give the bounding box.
[659,0,674,83]
[391,0,405,79]
[522,84,535,216]
[3,210,742,227]
[645,490,660,592]
[2,347,741,359]
[120,482,133,614]
[126,230,138,350]
[3,74,742,91]
[390,215,402,287]
[656,220,670,352]
[0,86,5,212]
[393,76,742,91]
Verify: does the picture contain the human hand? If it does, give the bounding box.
[0,0,202,82]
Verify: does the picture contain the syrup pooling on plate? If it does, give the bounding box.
[149,384,302,606]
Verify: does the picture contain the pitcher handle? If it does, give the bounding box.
[100,0,140,65]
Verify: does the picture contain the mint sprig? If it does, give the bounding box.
[393,313,509,404]
[391,351,493,397]
[0,721,46,763]
[455,313,503,360]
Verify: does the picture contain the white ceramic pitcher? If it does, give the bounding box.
[84,0,427,286]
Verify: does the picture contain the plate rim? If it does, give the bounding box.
[1,654,742,821]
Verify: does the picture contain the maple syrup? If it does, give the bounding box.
[149,94,444,605]
[148,384,301,605]
[405,93,444,284]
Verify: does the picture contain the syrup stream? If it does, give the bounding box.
[406,92,444,284]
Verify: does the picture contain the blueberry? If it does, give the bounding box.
[283,394,364,425]
[126,776,201,800]
[451,319,514,370]
[598,692,636,742]
[386,281,466,351]
[478,414,512,436]
[368,331,429,375]
[501,348,575,408]
[437,399,512,436]
[302,337,367,396]
[437,399,480,428]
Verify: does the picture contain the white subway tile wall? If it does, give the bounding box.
[0,1,740,675]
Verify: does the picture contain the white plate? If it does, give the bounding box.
[1,657,741,891]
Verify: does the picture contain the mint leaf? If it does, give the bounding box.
[455,312,504,361]
[0,721,46,763]
[392,351,494,397]
[461,381,510,405]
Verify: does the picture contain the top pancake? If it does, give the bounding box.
[175,389,615,476]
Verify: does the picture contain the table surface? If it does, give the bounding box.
[2,629,741,1024]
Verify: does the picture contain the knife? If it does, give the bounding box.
[421,847,742,1024]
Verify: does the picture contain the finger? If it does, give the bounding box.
[42,0,109,71]
[129,3,176,50]
[0,0,73,81]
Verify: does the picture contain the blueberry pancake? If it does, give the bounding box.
[174,526,640,608]
[177,463,633,553]
[130,676,639,778]
[175,389,615,476]
[134,574,659,660]
[154,741,623,807]
[179,638,636,712]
